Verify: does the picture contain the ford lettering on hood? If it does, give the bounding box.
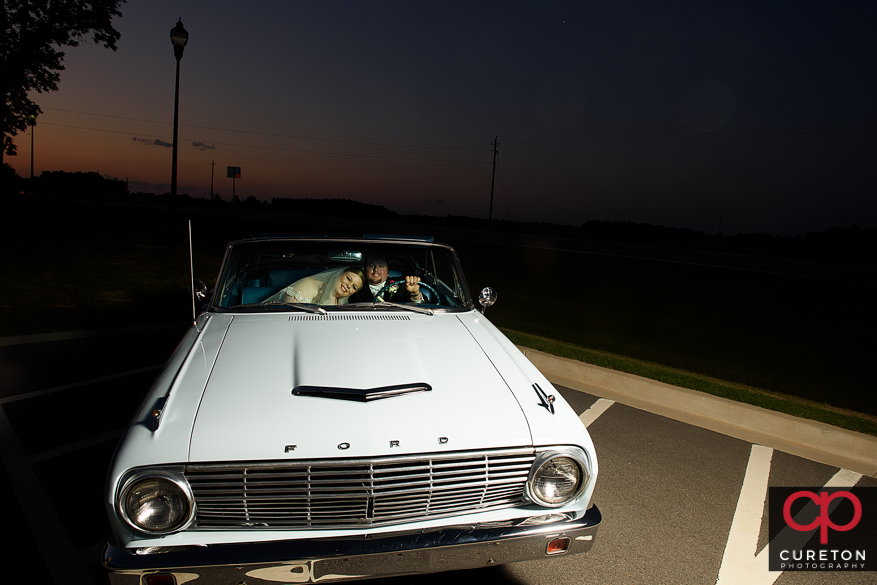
[188,316,534,461]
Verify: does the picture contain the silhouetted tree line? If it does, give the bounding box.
[27,170,127,199]
[270,197,397,219]
[4,168,873,265]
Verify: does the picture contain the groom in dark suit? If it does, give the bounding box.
[349,253,423,304]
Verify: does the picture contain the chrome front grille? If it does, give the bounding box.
[185,448,535,529]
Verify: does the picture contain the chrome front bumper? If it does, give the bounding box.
[104,505,601,584]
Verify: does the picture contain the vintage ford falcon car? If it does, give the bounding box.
[103,234,601,584]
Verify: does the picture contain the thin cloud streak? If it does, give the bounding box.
[132,137,172,148]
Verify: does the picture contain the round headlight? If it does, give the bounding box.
[121,476,192,533]
[530,456,583,506]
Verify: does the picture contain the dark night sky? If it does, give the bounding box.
[10,0,876,235]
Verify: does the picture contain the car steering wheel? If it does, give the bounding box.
[375,279,438,304]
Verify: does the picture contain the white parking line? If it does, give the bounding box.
[716,446,865,585]
[0,364,163,585]
[716,444,774,585]
[0,322,186,347]
[0,365,162,405]
[28,428,126,465]
[823,468,864,489]
[747,467,864,580]
[0,406,94,585]
[79,541,110,569]
[579,398,615,428]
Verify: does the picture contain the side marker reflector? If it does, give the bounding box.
[546,537,571,555]
[143,573,177,585]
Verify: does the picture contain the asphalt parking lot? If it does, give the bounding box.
[1,325,874,585]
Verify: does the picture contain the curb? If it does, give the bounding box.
[518,346,877,478]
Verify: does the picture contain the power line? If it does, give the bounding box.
[498,114,877,141]
[34,110,876,171]
[43,106,876,152]
[489,137,498,220]
[40,106,492,151]
[38,122,488,165]
[504,124,877,146]
[39,107,875,168]
[38,122,874,168]
[500,155,876,164]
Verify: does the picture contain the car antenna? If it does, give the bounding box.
[189,220,197,327]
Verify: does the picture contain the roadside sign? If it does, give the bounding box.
[227,166,241,178]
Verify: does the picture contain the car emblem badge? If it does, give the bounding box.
[338,442,350,450]
[439,437,449,444]
[284,445,296,453]
[533,383,556,415]
[390,440,400,448]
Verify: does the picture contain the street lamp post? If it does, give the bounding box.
[170,19,189,244]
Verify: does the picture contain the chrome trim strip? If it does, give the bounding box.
[104,505,601,584]
[292,383,432,402]
[185,447,536,470]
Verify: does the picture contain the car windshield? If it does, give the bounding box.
[212,237,471,311]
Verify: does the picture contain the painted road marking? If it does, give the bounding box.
[0,363,163,585]
[716,446,864,585]
[28,427,126,465]
[579,398,615,428]
[716,444,774,585]
[0,364,162,405]
[0,322,185,347]
[0,406,93,585]
[752,467,864,573]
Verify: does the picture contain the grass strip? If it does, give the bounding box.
[501,328,877,437]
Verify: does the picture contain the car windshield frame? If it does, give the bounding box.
[207,236,474,313]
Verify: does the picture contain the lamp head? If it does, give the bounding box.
[170,19,189,59]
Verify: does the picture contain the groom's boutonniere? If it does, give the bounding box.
[376,280,400,302]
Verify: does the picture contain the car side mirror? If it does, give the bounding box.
[191,279,208,314]
[479,287,497,314]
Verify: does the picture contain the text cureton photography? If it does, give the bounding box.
[769,487,875,571]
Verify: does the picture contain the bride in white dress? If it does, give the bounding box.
[265,267,364,306]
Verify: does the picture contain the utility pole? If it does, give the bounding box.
[209,160,215,199]
[28,113,37,180]
[489,137,499,220]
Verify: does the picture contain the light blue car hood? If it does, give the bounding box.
[187,313,534,461]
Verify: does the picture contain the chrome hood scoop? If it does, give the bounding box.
[291,382,432,402]
[188,315,533,461]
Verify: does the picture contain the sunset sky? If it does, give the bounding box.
[8,0,876,235]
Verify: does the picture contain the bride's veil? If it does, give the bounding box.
[308,267,350,305]
[261,267,353,305]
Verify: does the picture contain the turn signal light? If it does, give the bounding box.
[546,537,571,555]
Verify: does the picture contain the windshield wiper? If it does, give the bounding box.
[232,302,327,315]
[370,301,434,316]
